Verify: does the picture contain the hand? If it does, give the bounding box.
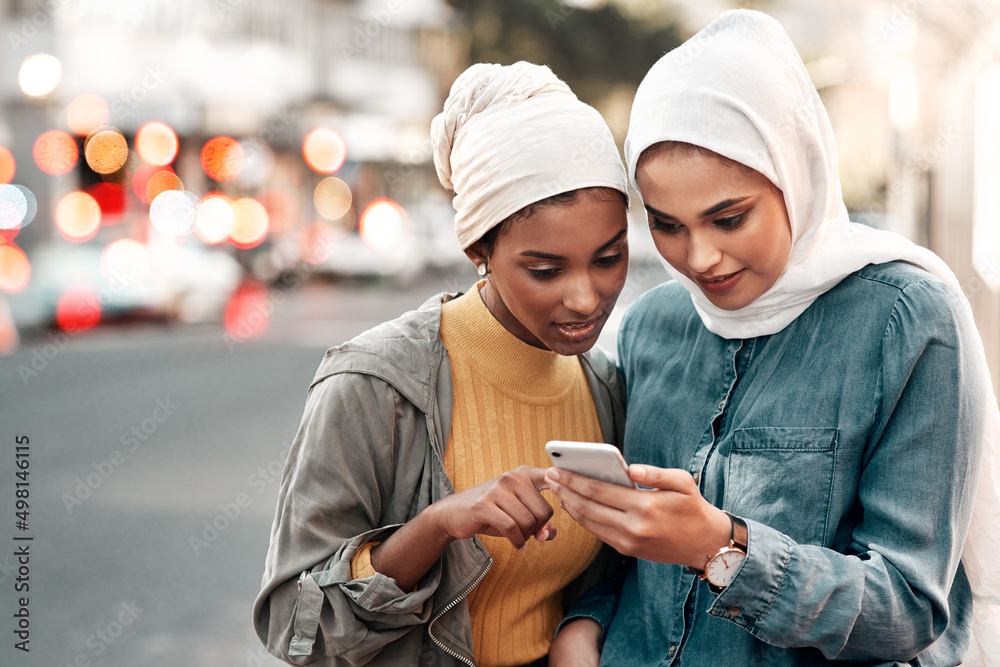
[428,465,557,551]
[545,464,730,569]
[548,618,602,666]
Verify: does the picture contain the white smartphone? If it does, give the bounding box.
[545,441,637,489]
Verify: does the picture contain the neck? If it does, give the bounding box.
[478,280,549,351]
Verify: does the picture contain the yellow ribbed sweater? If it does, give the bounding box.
[438,286,604,667]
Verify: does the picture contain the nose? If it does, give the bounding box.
[686,230,723,274]
[563,272,600,316]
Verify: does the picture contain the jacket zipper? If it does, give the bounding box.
[427,557,493,666]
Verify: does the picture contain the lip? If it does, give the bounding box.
[695,269,745,295]
[553,316,600,343]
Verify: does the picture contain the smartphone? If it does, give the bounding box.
[545,441,637,489]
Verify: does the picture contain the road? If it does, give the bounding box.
[0,260,668,667]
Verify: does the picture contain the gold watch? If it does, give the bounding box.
[687,512,748,594]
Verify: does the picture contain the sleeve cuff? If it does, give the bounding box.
[349,541,382,580]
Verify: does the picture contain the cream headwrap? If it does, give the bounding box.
[431,61,628,249]
[625,9,1000,664]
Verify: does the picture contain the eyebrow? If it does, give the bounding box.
[644,197,751,221]
[519,228,628,260]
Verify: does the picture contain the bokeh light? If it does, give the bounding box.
[150,190,195,236]
[360,198,407,251]
[34,130,79,176]
[19,53,62,97]
[86,183,126,221]
[0,148,15,184]
[67,94,110,136]
[9,185,36,228]
[224,282,270,339]
[303,128,347,174]
[55,191,102,242]
[0,184,28,231]
[259,188,299,234]
[0,244,30,294]
[56,289,101,332]
[145,169,183,204]
[229,197,269,248]
[85,128,129,175]
[101,239,150,282]
[194,194,236,244]
[201,136,244,182]
[299,221,342,265]
[313,177,352,221]
[136,122,179,166]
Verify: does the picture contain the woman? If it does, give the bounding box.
[253,62,631,666]
[548,10,1000,666]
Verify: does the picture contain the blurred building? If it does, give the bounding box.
[0,0,466,333]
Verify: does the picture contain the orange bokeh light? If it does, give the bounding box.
[303,128,347,174]
[146,169,183,204]
[201,136,244,182]
[136,121,178,166]
[194,193,235,245]
[66,94,110,136]
[55,191,102,242]
[0,244,30,293]
[84,129,129,175]
[359,198,407,251]
[314,177,353,220]
[0,147,15,184]
[56,289,101,332]
[230,197,269,249]
[33,130,78,176]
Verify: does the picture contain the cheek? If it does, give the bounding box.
[652,236,684,268]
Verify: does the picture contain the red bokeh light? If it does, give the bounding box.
[56,289,101,332]
[201,136,244,182]
[224,282,269,339]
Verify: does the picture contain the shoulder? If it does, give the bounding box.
[841,261,965,320]
[834,262,970,348]
[309,291,458,413]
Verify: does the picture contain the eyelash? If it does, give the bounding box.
[527,253,625,279]
[650,213,747,234]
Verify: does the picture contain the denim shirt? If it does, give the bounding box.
[579,262,985,666]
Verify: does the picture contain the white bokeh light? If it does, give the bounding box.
[19,53,62,98]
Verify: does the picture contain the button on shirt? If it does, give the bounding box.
[569,263,985,666]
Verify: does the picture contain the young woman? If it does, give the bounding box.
[548,10,1000,666]
[253,62,630,666]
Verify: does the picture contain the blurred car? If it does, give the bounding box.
[7,238,242,332]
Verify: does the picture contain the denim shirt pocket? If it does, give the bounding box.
[723,427,839,547]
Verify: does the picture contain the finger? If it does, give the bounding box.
[534,521,557,542]
[629,465,698,493]
[549,475,627,540]
[479,503,531,550]
[516,465,552,492]
[546,467,633,511]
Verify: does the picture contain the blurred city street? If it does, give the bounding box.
[1,0,998,665]
[0,260,668,667]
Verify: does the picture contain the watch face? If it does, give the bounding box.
[705,548,746,587]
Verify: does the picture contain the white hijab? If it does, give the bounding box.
[431,61,628,249]
[625,9,999,663]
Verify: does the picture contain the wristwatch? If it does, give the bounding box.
[687,512,748,594]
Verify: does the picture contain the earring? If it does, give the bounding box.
[477,262,487,277]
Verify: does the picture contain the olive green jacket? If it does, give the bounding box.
[253,291,627,666]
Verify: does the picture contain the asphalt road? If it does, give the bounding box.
[0,260,668,667]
